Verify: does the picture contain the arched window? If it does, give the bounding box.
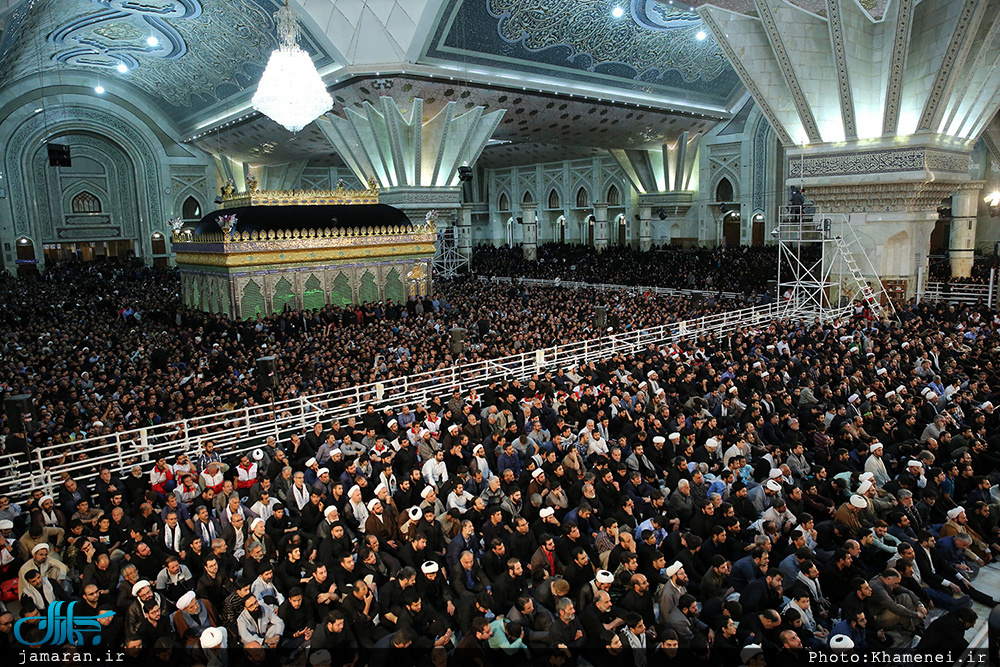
[522,191,534,204]
[606,184,621,206]
[575,187,589,208]
[548,189,560,209]
[182,196,202,220]
[498,193,510,211]
[71,191,101,213]
[715,177,734,203]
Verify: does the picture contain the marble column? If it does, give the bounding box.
[950,184,982,278]
[457,204,473,263]
[520,203,538,260]
[638,204,652,251]
[593,202,609,252]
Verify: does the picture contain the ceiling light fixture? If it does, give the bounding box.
[611,5,624,18]
[696,30,707,40]
[116,62,128,73]
[252,3,333,132]
[146,35,159,47]
[94,85,105,94]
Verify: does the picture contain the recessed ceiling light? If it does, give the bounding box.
[146,36,158,47]
[696,30,707,40]
[611,5,624,18]
[116,62,128,73]
[94,85,105,94]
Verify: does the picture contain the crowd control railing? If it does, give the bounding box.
[8,300,817,503]
[480,275,746,301]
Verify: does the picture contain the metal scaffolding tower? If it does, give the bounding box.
[777,205,896,320]
[432,226,469,280]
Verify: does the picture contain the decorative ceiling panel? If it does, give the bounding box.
[0,0,334,122]
[187,75,715,166]
[423,0,743,107]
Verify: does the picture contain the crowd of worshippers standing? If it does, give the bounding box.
[2,287,1000,665]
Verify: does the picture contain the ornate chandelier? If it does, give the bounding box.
[252,3,332,133]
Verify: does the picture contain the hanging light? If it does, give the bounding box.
[116,62,128,73]
[252,3,332,133]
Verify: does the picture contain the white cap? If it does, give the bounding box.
[132,580,151,597]
[324,506,338,519]
[201,627,225,649]
[31,542,49,555]
[768,469,782,479]
[947,506,965,519]
[540,507,555,518]
[176,591,196,610]
[829,634,854,651]
[653,436,666,444]
[387,419,398,428]
[408,507,422,521]
[532,468,545,479]
[317,467,329,476]
[665,561,684,577]
[765,480,782,492]
[252,449,264,460]
[877,368,888,375]
[850,495,866,508]
[669,432,681,441]
[705,438,718,448]
[0,520,12,530]
[907,460,922,468]
[305,457,317,467]
[420,486,434,499]
[367,498,381,511]
[870,442,883,451]
[858,481,873,495]
[741,645,763,663]
[595,570,614,584]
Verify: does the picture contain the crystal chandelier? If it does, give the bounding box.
[252,3,333,133]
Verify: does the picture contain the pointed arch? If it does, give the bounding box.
[606,184,621,206]
[498,192,510,211]
[575,186,590,208]
[241,280,265,319]
[522,190,535,204]
[331,272,353,306]
[182,196,202,220]
[272,277,296,313]
[547,189,560,209]
[302,274,325,311]
[359,270,378,304]
[385,268,405,304]
[715,177,734,203]
[71,191,102,213]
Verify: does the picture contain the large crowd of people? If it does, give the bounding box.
[0,257,999,666]
[0,262,757,465]
[471,244,785,295]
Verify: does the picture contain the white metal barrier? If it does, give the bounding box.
[9,300,839,504]
[920,280,995,308]
[481,275,747,301]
